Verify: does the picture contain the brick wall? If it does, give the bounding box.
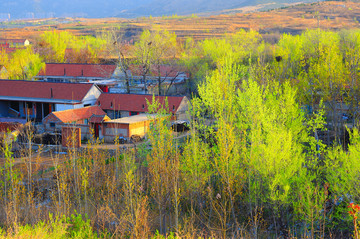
[62,126,81,148]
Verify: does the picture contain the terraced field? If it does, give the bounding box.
[1,1,360,42]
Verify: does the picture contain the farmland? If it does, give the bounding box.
[1,1,360,42]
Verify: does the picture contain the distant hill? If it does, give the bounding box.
[0,0,150,19]
[0,0,321,20]
[119,0,321,17]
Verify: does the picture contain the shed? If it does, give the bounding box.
[42,106,108,140]
[103,114,155,143]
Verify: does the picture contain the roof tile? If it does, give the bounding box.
[0,80,94,101]
[38,63,116,78]
[51,106,106,123]
[96,93,185,113]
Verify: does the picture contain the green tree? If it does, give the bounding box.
[133,30,178,95]
[339,29,360,127]
[36,30,106,63]
[36,30,74,63]
[6,47,44,80]
[147,96,180,234]
[151,30,178,95]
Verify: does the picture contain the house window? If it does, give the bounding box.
[84,104,91,107]
[84,119,88,124]
[142,104,145,110]
[110,102,113,108]
[50,122,56,127]
[172,105,175,111]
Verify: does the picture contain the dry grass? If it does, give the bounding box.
[1,1,360,43]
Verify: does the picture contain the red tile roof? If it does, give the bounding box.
[96,93,185,113]
[51,106,106,123]
[0,39,28,44]
[0,80,95,102]
[38,63,116,78]
[89,114,110,123]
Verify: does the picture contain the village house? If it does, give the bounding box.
[112,64,189,95]
[0,39,30,54]
[0,39,30,47]
[42,105,110,140]
[96,93,189,120]
[102,114,155,143]
[36,63,117,88]
[0,80,102,121]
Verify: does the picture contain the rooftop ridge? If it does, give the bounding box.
[0,79,94,85]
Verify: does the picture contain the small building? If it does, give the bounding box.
[36,63,117,83]
[0,39,30,47]
[43,106,110,140]
[96,93,189,120]
[0,39,29,54]
[0,80,102,121]
[103,114,154,143]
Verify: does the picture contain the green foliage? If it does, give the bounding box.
[151,230,177,239]
[326,128,360,202]
[36,30,106,63]
[5,47,44,80]
[3,27,360,238]
[65,211,97,239]
[37,30,74,62]
[0,213,95,239]
[132,29,178,94]
[198,29,261,68]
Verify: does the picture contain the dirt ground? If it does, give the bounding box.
[0,131,189,177]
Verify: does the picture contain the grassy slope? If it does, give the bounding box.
[0,1,359,42]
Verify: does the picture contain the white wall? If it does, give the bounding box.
[55,104,71,112]
[83,85,102,103]
[176,97,189,120]
[55,102,88,111]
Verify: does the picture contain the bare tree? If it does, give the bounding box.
[133,30,179,95]
[102,28,133,94]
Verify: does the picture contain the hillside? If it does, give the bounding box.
[1,1,360,42]
[0,0,318,19]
